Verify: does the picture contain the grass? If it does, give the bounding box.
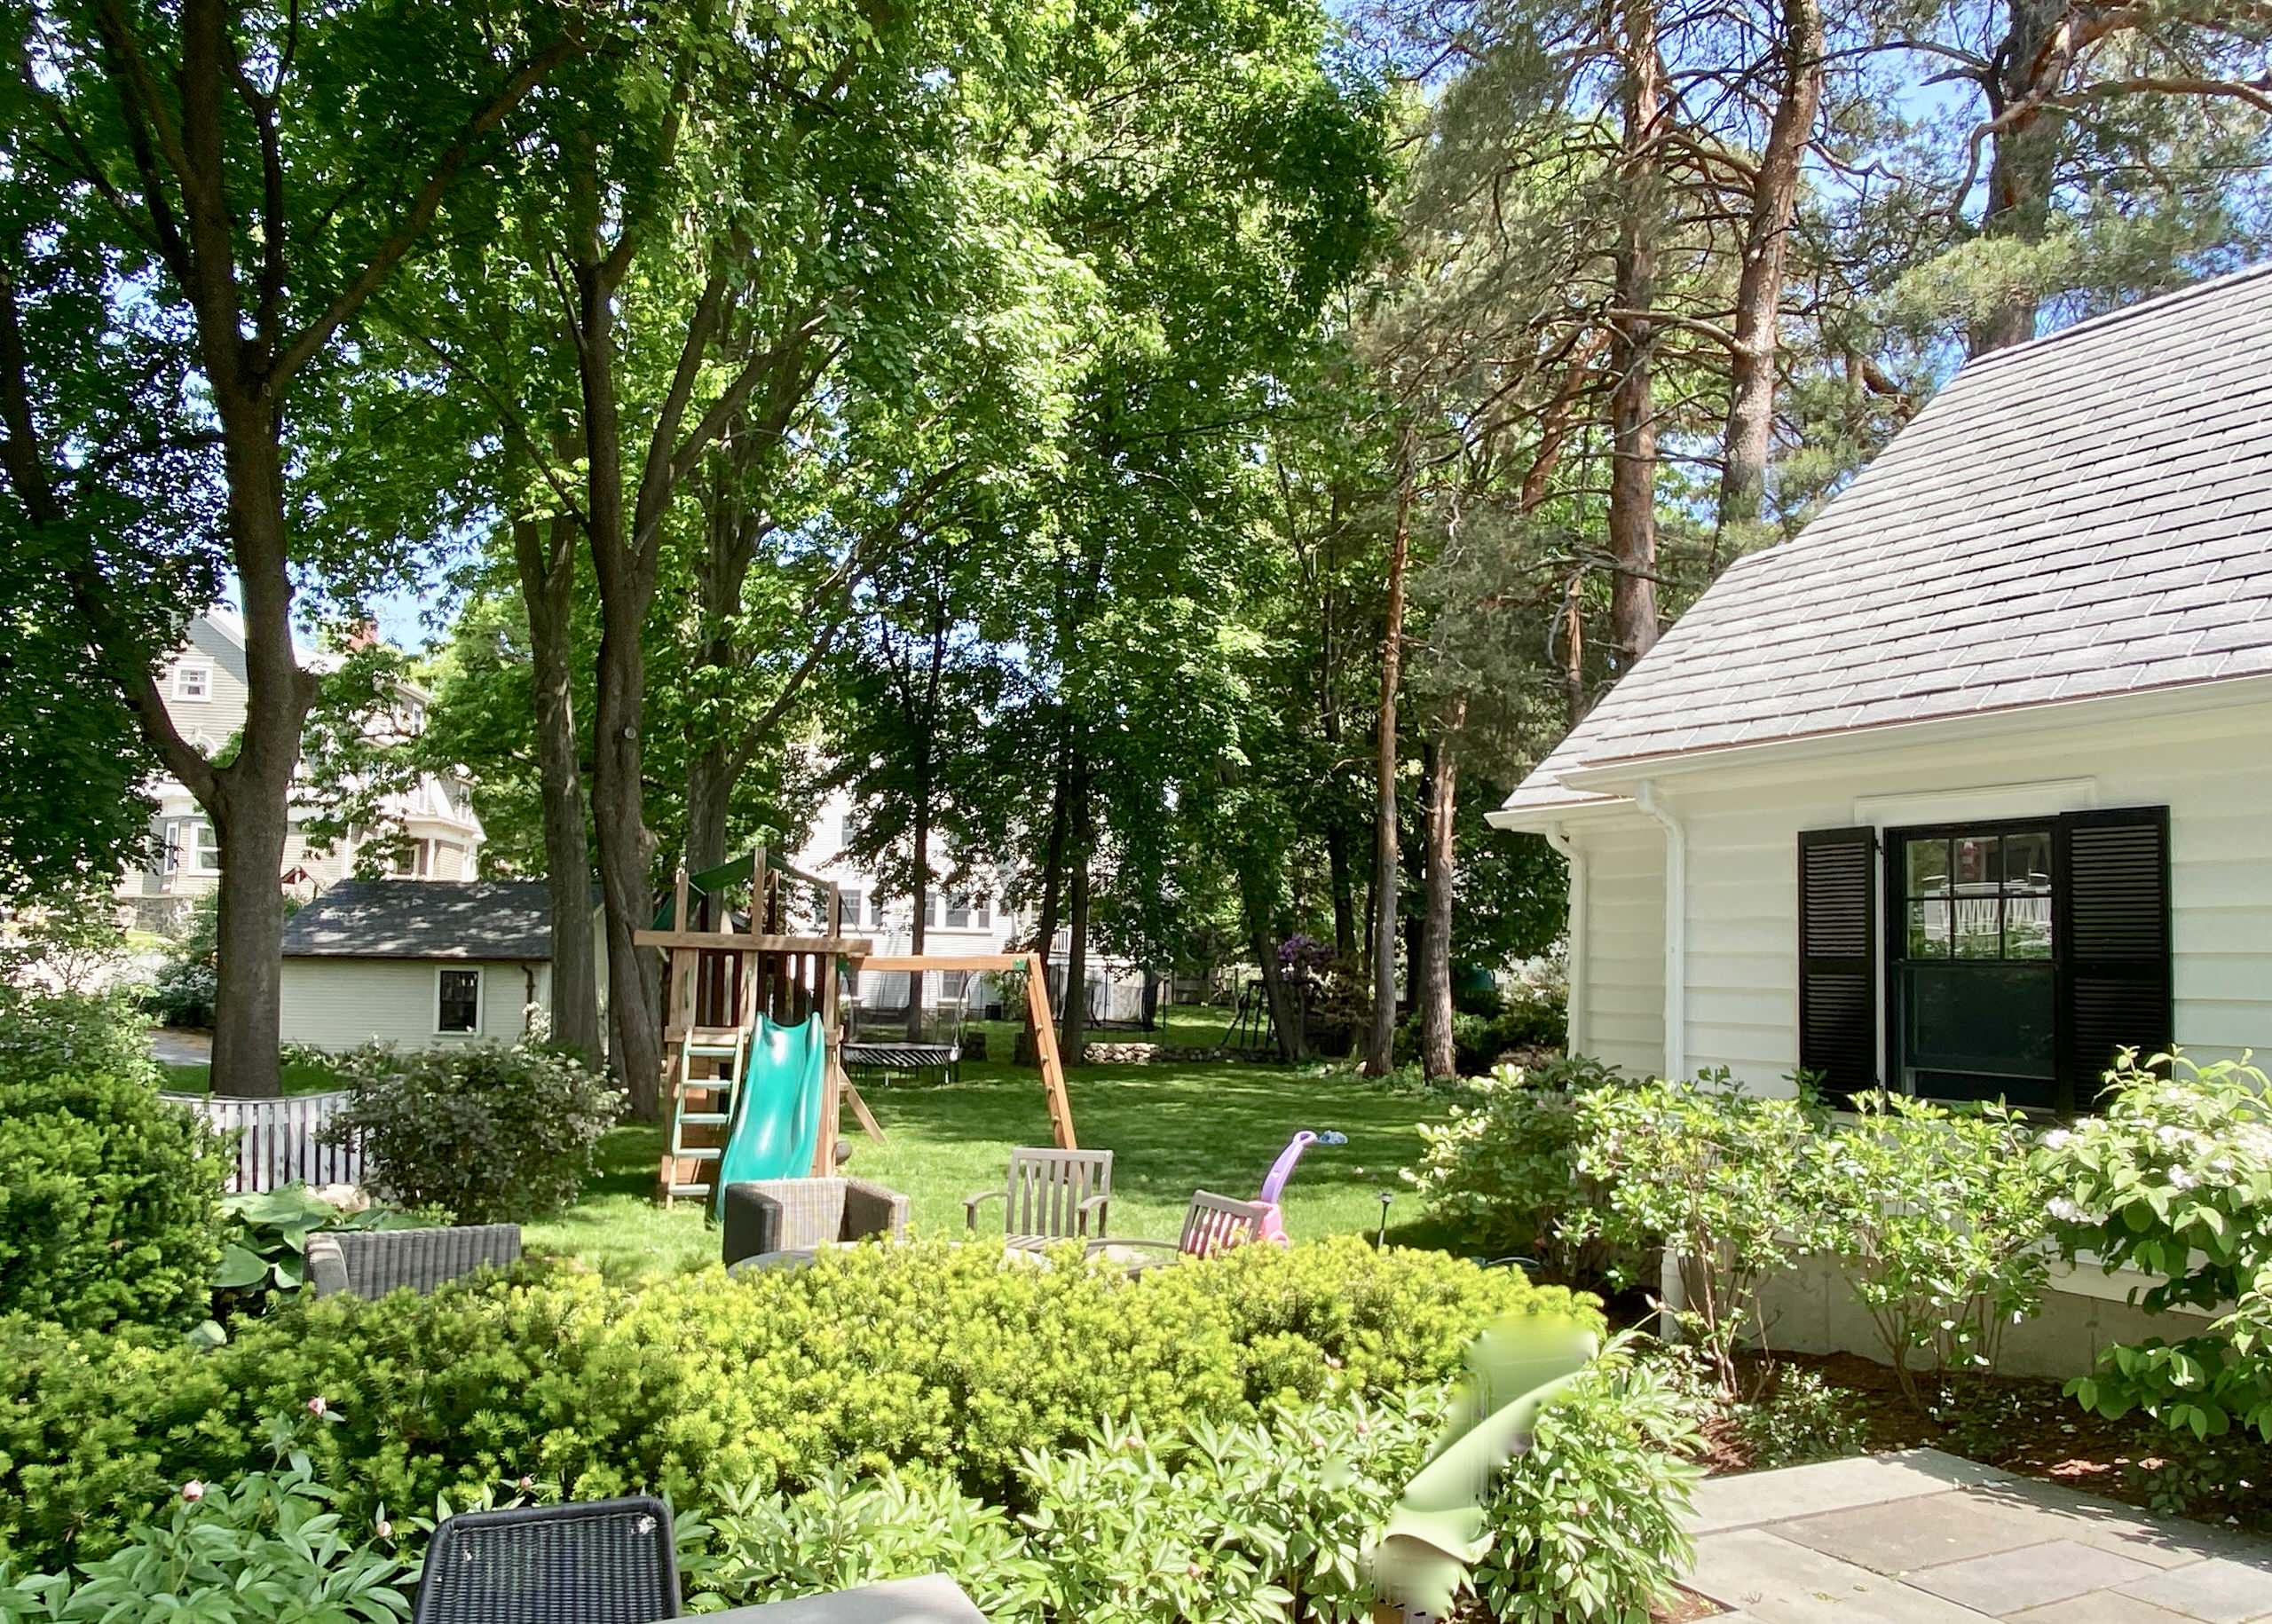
[156,1058,350,1095]
[524,1052,1465,1281]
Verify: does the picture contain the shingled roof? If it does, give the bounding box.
[1498,264,2272,821]
[281,879,555,960]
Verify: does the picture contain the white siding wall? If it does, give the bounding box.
[280,958,546,1051]
[1565,690,2272,1092]
[1569,818,1666,1078]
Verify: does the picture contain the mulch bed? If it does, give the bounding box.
[1698,1349,2269,1533]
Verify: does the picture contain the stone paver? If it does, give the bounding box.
[1682,1454,2272,1624]
[1966,1479,2225,1573]
[2008,1596,2199,1623]
[2118,1558,2272,1624]
[1777,1490,2074,1575]
[1687,1450,2015,1536]
[1689,1529,1997,1622]
[1907,1541,2165,1615]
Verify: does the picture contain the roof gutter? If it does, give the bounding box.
[1541,822,1586,1057]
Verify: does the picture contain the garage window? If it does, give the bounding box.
[437,967,482,1034]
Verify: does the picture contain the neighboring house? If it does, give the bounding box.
[114,611,485,929]
[278,879,605,1052]
[792,791,1155,1021]
[1491,266,2272,1115]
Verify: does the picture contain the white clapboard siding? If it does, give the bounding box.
[165,1090,363,1194]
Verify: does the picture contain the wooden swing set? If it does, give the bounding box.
[633,849,1077,1205]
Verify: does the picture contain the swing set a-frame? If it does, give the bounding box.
[631,848,1077,1206]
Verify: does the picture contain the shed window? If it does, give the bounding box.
[437,968,482,1034]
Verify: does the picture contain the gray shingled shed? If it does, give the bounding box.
[1489,264,2272,1117]
[279,879,589,1052]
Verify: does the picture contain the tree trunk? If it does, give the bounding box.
[906,786,931,1041]
[1405,742,1431,1021]
[1607,0,1666,664]
[685,750,731,877]
[1362,434,1416,1076]
[513,508,602,1064]
[1059,751,1093,1060]
[207,777,289,1095]
[1327,824,1357,958]
[1243,903,1304,1065]
[1030,753,1069,973]
[1717,0,1822,540]
[1970,0,2063,355]
[578,248,665,1120]
[1418,699,1466,1082]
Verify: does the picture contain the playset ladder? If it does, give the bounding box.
[661,1024,748,1205]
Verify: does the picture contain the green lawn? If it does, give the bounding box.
[525,1053,1464,1281]
[157,1058,350,1095]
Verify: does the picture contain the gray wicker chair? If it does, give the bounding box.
[413,1494,678,1624]
[722,1177,908,1268]
[306,1224,522,1299]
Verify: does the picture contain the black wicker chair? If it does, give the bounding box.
[414,1495,680,1624]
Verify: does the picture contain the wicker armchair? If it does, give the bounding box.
[306,1225,521,1299]
[722,1176,909,1267]
[413,1495,679,1624]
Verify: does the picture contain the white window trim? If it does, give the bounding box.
[182,818,221,875]
[173,661,214,701]
[435,966,484,1036]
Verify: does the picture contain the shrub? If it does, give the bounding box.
[1470,1350,1700,1624]
[0,1444,410,1622]
[0,1236,1587,1569]
[1572,1070,1828,1399]
[210,1184,454,1331]
[320,1038,622,1222]
[1812,1092,2053,1399]
[2043,1052,2272,1442]
[0,986,156,1089]
[1405,1056,1637,1288]
[0,1066,229,1332]
[1732,1365,1874,1470]
[143,895,219,1029]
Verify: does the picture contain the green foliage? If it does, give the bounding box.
[1471,1352,1701,1624]
[1731,1366,1874,1471]
[0,1063,228,1332]
[1405,1057,1638,1287]
[211,1186,453,1328]
[320,1040,622,1224]
[0,986,156,1088]
[0,1445,409,1623]
[144,896,219,1029]
[1572,1071,1828,1398]
[0,1237,1582,1569]
[2045,1052,2272,1442]
[1813,1092,2053,1399]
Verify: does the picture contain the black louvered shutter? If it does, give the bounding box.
[1798,827,1879,1099]
[2057,807,2172,1102]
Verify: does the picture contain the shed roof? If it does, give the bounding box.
[280,879,555,960]
[1499,265,2272,821]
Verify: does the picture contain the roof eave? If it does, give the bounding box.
[1556,668,2272,797]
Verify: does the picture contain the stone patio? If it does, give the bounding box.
[1682,1450,2272,1623]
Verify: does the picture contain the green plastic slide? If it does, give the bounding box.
[712,1013,830,1218]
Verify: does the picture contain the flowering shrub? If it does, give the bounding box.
[1570,1071,1828,1398]
[1405,1057,1638,1287]
[2042,1052,2272,1441]
[0,1236,1587,1569]
[320,1038,622,1222]
[1811,1092,2052,1399]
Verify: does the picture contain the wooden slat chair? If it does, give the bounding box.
[966,1147,1114,1250]
[1085,1190,1269,1273]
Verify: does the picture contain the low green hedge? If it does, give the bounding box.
[1,1236,1593,1569]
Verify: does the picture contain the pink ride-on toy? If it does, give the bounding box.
[1252,1129,1347,1245]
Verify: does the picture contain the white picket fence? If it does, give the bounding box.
[164,1090,363,1194]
